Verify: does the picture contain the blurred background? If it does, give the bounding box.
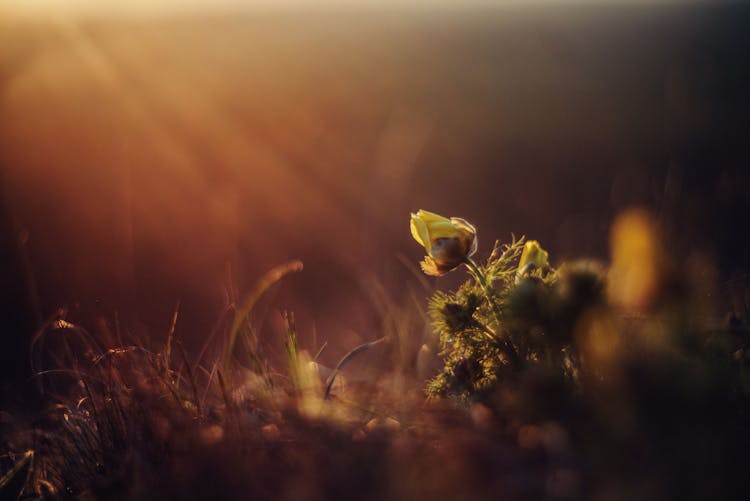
[1,0,749,402]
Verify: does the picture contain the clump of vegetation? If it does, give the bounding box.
[412,209,750,499]
[2,208,750,500]
[425,237,594,402]
[410,209,606,402]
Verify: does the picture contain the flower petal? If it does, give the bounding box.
[410,210,480,276]
[420,256,445,276]
[450,217,478,256]
[449,217,476,236]
[518,240,549,272]
[467,234,478,257]
[410,213,430,250]
[425,221,461,240]
[416,209,451,224]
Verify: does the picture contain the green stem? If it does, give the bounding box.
[464,256,489,289]
[464,257,522,369]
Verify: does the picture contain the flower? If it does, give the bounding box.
[410,210,478,276]
[608,208,661,310]
[517,240,549,278]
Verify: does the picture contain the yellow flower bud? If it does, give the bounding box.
[410,210,478,276]
[517,240,549,277]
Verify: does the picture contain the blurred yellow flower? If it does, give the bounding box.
[410,209,477,276]
[608,208,661,311]
[517,240,549,277]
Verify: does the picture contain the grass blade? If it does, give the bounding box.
[324,337,385,400]
[0,450,34,500]
[224,260,303,367]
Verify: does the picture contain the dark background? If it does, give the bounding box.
[2,2,749,405]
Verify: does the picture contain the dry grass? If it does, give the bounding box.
[2,255,750,501]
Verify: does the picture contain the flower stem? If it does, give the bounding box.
[464,257,491,291]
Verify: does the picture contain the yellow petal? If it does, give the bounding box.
[449,217,476,235]
[416,209,451,224]
[410,210,479,276]
[410,213,430,250]
[519,240,549,272]
[425,221,462,240]
[420,256,444,276]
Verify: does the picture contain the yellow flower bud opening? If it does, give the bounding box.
[517,240,549,277]
[410,210,478,276]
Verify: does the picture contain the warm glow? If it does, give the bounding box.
[0,0,703,17]
[608,209,662,311]
[1,2,747,499]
